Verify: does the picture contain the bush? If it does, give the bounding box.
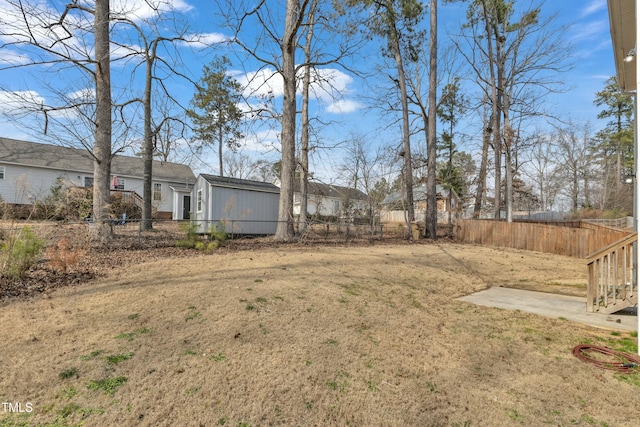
[176,222,227,252]
[207,223,227,244]
[0,226,45,279]
[176,221,200,248]
[47,237,82,273]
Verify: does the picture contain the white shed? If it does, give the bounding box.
[192,174,280,236]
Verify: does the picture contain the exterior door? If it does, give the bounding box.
[183,195,191,219]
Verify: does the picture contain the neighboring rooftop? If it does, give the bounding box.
[0,137,195,182]
[382,183,452,205]
[295,181,368,201]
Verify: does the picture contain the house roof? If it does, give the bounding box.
[607,0,636,92]
[0,137,195,182]
[200,174,280,193]
[295,181,368,201]
[382,184,453,205]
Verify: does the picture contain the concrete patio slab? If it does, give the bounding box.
[458,287,637,331]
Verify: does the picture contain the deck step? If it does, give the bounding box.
[591,294,637,315]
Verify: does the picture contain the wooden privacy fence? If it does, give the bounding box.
[454,219,632,259]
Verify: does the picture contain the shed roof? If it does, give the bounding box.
[0,137,195,182]
[200,174,280,194]
[607,0,636,92]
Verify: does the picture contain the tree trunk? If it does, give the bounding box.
[503,120,513,222]
[391,25,414,234]
[142,48,154,231]
[504,142,513,222]
[93,0,113,242]
[480,0,502,221]
[274,0,298,242]
[473,106,491,219]
[298,1,316,235]
[425,0,437,239]
[218,125,224,177]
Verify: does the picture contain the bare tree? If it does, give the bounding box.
[522,133,561,212]
[425,0,437,239]
[338,133,391,228]
[223,0,362,241]
[349,0,426,236]
[297,0,318,234]
[451,0,571,221]
[223,151,255,179]
[0,0,114,240]
[555,123,595,211]
[110,2,200,230]
[93,0,113,240]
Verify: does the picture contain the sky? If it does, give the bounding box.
[0,0,621,185]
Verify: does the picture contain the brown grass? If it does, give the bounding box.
[1,242,639,426]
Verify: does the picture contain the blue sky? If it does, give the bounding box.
[0,0,620,183]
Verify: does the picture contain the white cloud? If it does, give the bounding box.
[0,49,31,66]
[237,68,284,99]
[241,128,281,154]
[311,68,355,102]
[0,90,45,114]
[580,0,606,18]
[67,88,95,102]
[111,0,193,21]
[569,20,608,43]
[182,32,232,47]
[0,1,93,63]
[234,66,362,115]
[325,99,364,114]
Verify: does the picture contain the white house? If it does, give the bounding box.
[0,137,195,219]
[381,182,461,224]
[293,181,368,219]
[192,174,280,235]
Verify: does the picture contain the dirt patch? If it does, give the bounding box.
[1,236,638,426]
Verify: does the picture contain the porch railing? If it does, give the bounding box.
[111,190,144,210]
[586,233,638,314]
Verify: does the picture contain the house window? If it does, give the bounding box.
[84,177,94,187]
[197,190,202,212]
[153,183,162,201]
[333,200,340,215]
[0,166,4,180]
[112,176,124,190]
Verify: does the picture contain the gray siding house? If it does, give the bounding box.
[293,181,368,219]
[192,174,280,235]
[0,137,195,219]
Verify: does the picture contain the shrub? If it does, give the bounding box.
[176,222,227,252]
[0,226,45,279]
[176,221,199,248]
[207,223,227,244]
[47,237,82,273]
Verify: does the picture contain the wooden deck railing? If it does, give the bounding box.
[586,233,638,314]
[111,190,144,210]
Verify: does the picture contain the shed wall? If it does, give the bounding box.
[193,178,279,235]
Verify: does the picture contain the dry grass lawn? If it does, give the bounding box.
[1,242,639,426]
